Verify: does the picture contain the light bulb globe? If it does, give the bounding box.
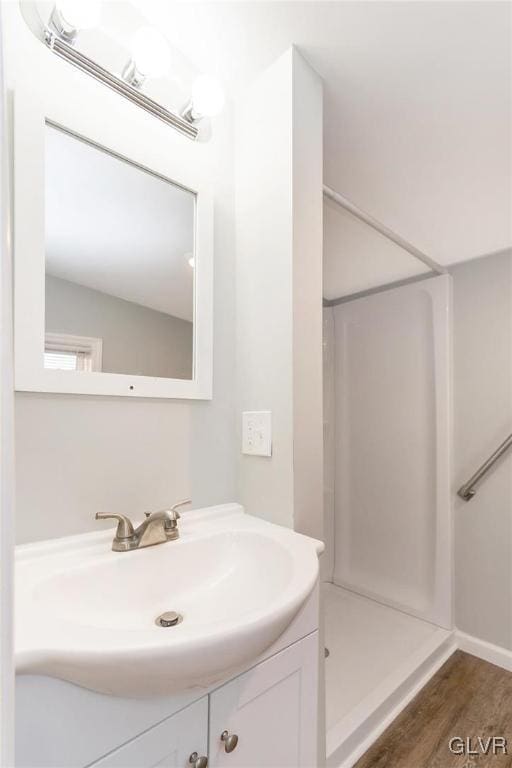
[55,0,102,30]
[131,27,171,78]
[191,75,225,118]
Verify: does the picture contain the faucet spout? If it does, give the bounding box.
[136,509,178,548]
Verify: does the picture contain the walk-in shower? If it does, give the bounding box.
[322,189,454,767]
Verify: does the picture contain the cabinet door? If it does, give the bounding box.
[209,632,318,768]
[90,697,208,768]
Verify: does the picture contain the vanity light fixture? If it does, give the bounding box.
[49,0,102,43]
[122,26,171,88]
[43,12,199,139]
[43,2,225,138]
[181,74,225,124]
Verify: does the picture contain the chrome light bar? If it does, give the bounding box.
[44,29,199,140]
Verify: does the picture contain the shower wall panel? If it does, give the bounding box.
[332,276,451,627]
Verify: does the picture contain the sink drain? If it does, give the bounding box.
[155,611,182,627]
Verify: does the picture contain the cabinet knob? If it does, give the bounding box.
[220,731,239,753]
[189,752,208,768]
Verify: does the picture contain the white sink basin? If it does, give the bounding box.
[16,504,323,697]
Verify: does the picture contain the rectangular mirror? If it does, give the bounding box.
[14,86,213,399]
[45,125,195,381]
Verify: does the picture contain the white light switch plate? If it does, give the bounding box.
[242,411,272,456]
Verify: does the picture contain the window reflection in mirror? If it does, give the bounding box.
[44,124,195,380]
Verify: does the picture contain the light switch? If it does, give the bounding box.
[242,411,272,456]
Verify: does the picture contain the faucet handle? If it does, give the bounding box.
[144,501,191,521]
[95,513,135,539]
[148,500,192,523]
[169,499,192,519]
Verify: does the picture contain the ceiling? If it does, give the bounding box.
[134,0,511,278]
[45,124,195,321]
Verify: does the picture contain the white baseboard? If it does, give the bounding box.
[456,630,512,672]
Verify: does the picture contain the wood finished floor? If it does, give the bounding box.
[354,651,512,768]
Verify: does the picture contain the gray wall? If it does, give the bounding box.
[15,395,191,542]
[46,275,193,380]
[453,249,512,648]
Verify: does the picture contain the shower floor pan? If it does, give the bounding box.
[324,583,456,768]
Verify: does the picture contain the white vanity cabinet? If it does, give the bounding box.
[90,698,208,768]
[208,632,318,768]
[17,631,319,768]
[85,633,318,768]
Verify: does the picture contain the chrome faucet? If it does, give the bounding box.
[96,500,191,552]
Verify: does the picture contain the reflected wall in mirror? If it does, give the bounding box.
[44,124,195,380]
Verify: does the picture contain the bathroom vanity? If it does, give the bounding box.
[15,504,323,767]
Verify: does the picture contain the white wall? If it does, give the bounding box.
[453,250,512,648]
[46,275,193,379]
[292,52,324,541]
[235,49,293,528]
[235,48,323,538]
[6,3,236,543]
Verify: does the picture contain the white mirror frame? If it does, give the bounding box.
[14,85,213,399]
